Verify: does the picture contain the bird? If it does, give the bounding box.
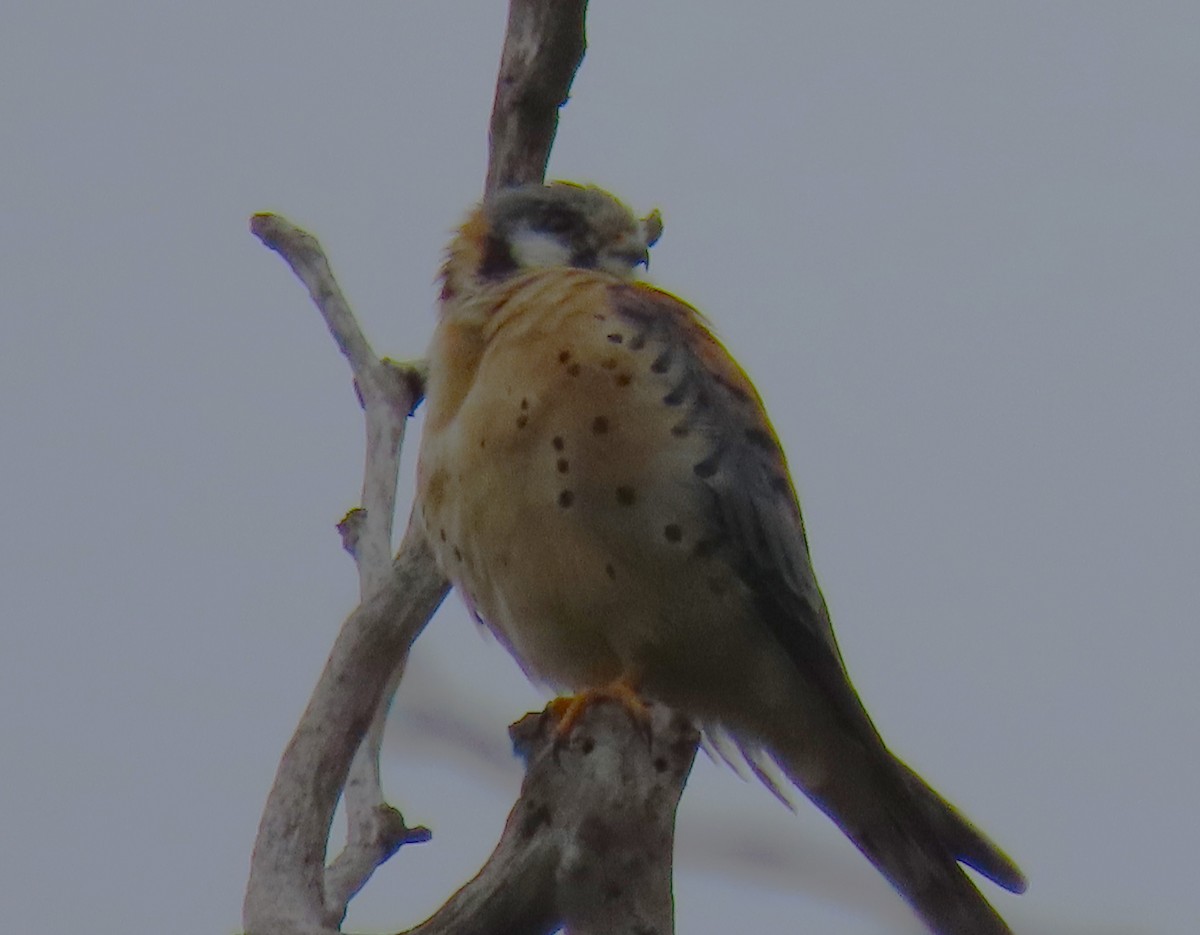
[416,181,1026,934]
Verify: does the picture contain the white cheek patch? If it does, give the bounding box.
[509,228,574,269]
[597,254,641,279]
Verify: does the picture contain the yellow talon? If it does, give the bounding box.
[549,678,649,739]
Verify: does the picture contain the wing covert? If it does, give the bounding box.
[608,283,884,745]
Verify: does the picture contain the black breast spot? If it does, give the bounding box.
[744,428,775,451]
[693,450,722,479]
[662,384,687,407]
[720,378,751,404]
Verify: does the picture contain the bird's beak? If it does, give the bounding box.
[610,232,652,271]
[641,208,663,249]
[603,209,662,276]
[612,209,663,271]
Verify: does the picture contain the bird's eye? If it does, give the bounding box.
[540,208,576,235]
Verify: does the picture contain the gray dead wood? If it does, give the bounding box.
[403,703,698,935]
[486,0,588,193]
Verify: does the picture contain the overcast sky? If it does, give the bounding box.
[3,3,1198,934]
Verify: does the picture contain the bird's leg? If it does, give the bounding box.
[548,677,650,740]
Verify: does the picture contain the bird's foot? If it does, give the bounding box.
[548,678,650,742]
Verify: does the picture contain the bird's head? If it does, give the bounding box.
[442,182,663,301]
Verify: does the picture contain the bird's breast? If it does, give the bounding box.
[417,278,755,695]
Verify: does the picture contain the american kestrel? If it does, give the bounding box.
[417,182,1026,934]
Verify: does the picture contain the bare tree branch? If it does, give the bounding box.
[402,703,698,935]
[243,507,448,935]
[242,212,444,935]
[249,214,420,595]
[486,0,589,193]
[245,213,440,928]
[333,357,427,915]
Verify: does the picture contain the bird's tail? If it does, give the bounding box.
[896,758,1027,896]
[772,733,1026,935]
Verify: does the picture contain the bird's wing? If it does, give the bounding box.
[606,281,1027,926]
[606,282,885,746]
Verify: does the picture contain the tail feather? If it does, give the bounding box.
[774,736,1023,935]
[897,759,1028,895]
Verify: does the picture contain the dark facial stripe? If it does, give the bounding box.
[479,235,518,280]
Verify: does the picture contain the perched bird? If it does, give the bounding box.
[417,182,1026,934]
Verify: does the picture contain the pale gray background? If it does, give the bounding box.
[3,3,1197,933]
